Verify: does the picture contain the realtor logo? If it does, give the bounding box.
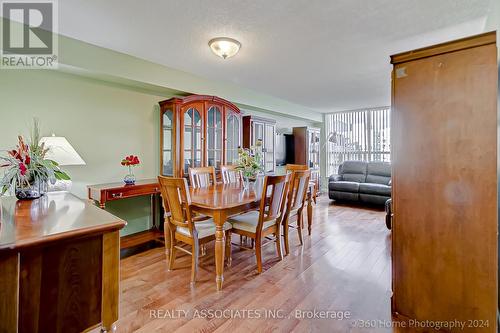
[1,0,58,68]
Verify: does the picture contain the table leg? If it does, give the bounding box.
[307,192,313,236]
[213,210,227,291]
[151,194,157,229]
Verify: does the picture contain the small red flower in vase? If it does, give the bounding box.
[121,155,140,185]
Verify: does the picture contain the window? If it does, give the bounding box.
[326,107,391,175]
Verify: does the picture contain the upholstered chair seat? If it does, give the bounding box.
[229,211,277,233]
[176,220,232,238]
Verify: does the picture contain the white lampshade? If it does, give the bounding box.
[39,135,86,166]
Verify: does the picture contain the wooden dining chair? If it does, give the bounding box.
[228,174,290,273]
[188,166,217,188]
[282,170,310,255]
[158,176,232,284]
[220,165,243,184]
[286,164,318,235]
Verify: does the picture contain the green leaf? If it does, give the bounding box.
[1,185,9,195]
[46,159,59,166]
[54,170,71,180]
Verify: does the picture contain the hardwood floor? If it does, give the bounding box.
[111,197,392,332]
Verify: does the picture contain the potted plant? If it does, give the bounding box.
[121,155,140,185]
[235,140,264,189]
[0,120,70,200]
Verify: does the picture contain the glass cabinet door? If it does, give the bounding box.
[162,109,174,176]
[309,130,320,169]
[183,107,202,175]
[264,124,275,172]
[206,106,223,169]
[253,122,264,143]
[252,121,265,171]
[225,112,240,164]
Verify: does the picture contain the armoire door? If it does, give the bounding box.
[180,103,203,176]
[391,32,497,331]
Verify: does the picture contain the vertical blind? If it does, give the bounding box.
[325,107,391,175]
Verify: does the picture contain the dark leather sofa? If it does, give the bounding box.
[328,161,391,205]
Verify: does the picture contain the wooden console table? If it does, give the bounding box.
[0,192,126,333]
[87,179,163,249]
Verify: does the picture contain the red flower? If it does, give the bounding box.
[19,163,27,176]
[122,155,140,166]
[24,156,30,165]
[8,150,22,161]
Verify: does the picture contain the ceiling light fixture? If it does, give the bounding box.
[208,37,241,59]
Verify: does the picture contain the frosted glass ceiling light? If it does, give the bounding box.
[209,37,241,59]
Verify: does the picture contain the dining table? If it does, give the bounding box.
[189,182,262,291]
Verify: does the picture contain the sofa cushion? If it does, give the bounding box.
[366,162,391,185]
[359,183,391,196]
[340,161,367,183]
[330,191,359,201]
[330,181,360,193]
[359,193,389,205]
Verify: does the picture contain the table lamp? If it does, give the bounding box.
[39,134,86,191]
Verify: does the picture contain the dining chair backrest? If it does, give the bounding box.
[286,170,311,214]
[258,174,290,226]
[158,176,193,234]
[285,164,308,173]
[189,166,216,188]
[221,165,243,184]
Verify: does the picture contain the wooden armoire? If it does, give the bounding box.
[391,32,497,332]
[242,115,276,173]
[292,126,321,170]
[159,95,242,178]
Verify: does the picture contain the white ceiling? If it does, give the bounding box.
[57,0,492,113]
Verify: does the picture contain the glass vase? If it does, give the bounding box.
[243,176,251,190]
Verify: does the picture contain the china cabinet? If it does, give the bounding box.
[293,127,321,170]
[159,95,242,178]
[242,115,276,173]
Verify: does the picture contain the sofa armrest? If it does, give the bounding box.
[329,174,342,182]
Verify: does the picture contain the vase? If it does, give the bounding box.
[124,173,136,185]
[243,176,251,190]
[15,179,47,200]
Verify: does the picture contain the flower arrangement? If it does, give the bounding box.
[0,120,70,199]
[121,155,140,185]
[235,140,264,184]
